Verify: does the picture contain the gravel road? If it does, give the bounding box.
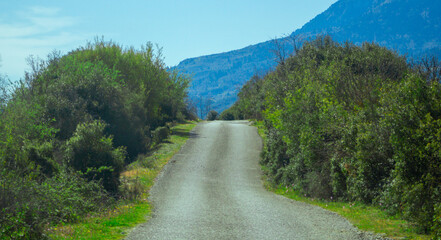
[126,121,379,240]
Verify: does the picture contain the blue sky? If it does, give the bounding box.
[0,0,336,81]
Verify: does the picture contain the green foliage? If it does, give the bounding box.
[260,126,290,184]
[0,39,191,238]
[378,73,441,232]
[0,169,111,240]
[0,74,8,113]
[27,41,190,159]
[65,120,125,194]
[0,94,57,175]
[151,126,170,145]
[218,108,237,120]
[433,203,441,239]
[233,36,441,234]
[206,110,218,121]
[219,74,264,120]
[23,140,58,177]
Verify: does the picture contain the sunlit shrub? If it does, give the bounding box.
[65,120,125,194]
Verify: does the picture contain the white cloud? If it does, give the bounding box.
[29,16,76,30]
[0,6,78,38]
[0,24,38,38]
[0,6,88,81]
[29,6,60,16]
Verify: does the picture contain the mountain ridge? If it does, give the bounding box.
[176,0,441,115]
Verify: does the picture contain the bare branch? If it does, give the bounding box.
[271,34,304,65]
[271,37,288,65]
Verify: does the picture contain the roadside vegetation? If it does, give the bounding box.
[255,121,431,239]
[48,122,196,239]
[221,36,441,238]
[0,39,196,239]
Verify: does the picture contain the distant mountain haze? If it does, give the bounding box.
[176,0,441,114]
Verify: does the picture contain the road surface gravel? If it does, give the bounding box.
[126,121,385,240]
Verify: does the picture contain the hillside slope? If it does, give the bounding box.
[176,40,276,116]
[295,0,441,56]
[176,0,441,114]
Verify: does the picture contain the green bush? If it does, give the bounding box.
[261,125,289,184]
[26,41,190,160]
[234,36,441,233]
[0,39,192,238]
[206,110,218,121]
[0,169,110,239]
[378,74,441,232]
[224,111,236,120]
[152,126,170,144]
[23,140,58,177]
[433,203,441,239]
[220,74,265,120]
[65,120,125,194]
[218,108,236,120]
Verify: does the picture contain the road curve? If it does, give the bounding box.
[126,121,368,240]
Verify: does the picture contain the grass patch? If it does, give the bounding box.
[47,121,197,240]
[253,120,432,240]
[264,183,431,240]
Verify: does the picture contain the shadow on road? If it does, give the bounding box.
[172,129,199,139]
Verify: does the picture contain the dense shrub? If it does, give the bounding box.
[29,42,189,160]
[219,75,264,120]
[433,204,441,239]
[151,126,170,144]
[378,73,441,231]
[206,110,218,121]
[0,170,110,239]
[218,108,237,120]
[23,140,58,177]
[0,39,191,238]
[260,125,290,184]
[230,36,441,233]
[65,120,125,194]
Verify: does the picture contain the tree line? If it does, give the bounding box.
[221,36,441,235]
[0,40,194,239]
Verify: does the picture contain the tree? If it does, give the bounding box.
[271,34,303,65]
[206,110,218,121]
[195,96,214,119]
[0,74,8,113]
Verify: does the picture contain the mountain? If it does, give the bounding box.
[176,0,441,114]
[296,0,441,56]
